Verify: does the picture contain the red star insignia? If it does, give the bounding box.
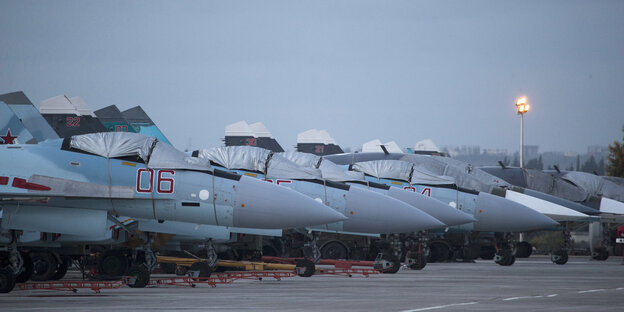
[0,129,17,144]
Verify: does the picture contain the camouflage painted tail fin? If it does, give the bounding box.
[40,95,107,138]
[121,106,172,145]
[296,129,343,155]
[94,105,137,133]
[224,121,284,152]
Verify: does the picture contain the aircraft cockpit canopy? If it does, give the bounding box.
[69,132,212,171]
[196,146,321,180]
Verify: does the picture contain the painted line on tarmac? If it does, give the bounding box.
[577,289,605,294]
[502,294,557,301]
[400,301,478,311]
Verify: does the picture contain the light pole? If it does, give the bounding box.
[515,97,530,168]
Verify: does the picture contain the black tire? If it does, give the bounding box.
[189,262,212,280]
[514,242,532,258]
[0,268,16,293]
[551,250,569,265]
[591,247,609,261]
[295,259,315,277]
[98,249,128,277]
[382,254,401,274]
[126,265,150,288]
[15,251,34,283]
[408,252,427,270]
[51,257,70,280]
[321,242,348,260]
[495,250,514,266]
[30,251,58,281]
[480,246,496,260]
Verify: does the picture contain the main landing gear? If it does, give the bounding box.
[550,223,570,265]
[96,232,159,288]
[0,231,26,293]
[494,233,515,266]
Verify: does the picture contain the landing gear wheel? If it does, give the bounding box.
[514,242,533,258]
[126,265,150,288]
[407,252,427,270]
[51,257,70,280]
[295,259,315,277]
[480,246,496,260]
[0,268,16,293]
[382,254,401,274]
[30,251,58,281]
[321,242,348,260]
[551,250,569,265]
[189,262,212,280]
[176,266,189,276]
[98,249,128,277]
[15,251,34,283]
[495,250,515,266]
[591,247,609,261]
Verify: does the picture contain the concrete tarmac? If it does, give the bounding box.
[2,255,624,311]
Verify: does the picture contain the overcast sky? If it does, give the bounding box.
[1,0,623,153]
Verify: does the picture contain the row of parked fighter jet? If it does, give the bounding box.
[0,91,623,293]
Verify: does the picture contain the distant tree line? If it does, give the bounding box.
[606,125,624,177]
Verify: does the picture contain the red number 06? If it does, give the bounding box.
[137,169,175,194]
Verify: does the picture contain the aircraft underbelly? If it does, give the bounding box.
[1,205,107,236]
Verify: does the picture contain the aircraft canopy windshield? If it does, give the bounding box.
[352,160,456,186]
[399,154,509,192]
[197,146,321,180]
[279,151,365,182]
[70,132,211,171]
[524,169,588,202]
[559,172,623,202]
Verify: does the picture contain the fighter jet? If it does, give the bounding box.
[1,95,291,283]
[481,165,624,260]
[0,131,346,292]
[194,145,448,270]
[279,150,477,269]
[286,130,578,265]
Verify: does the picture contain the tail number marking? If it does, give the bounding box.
[137,169,175,194]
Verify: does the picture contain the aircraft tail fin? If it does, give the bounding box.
[94,105,137,133]
[223,121,284,152]
[121,106,172,145]
[296,129,344,155]
[40,95,107,138]
[0,100,36,144]
[0,91,58,143]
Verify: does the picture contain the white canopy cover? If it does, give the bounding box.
[70,132,211,171]
[197,146,321,180]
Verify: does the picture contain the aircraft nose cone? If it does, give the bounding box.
[233,176,347,229]
[386,187,476,227]
[473,192,558,232]
[342,187,445,234]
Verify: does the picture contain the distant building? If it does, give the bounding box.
[587,146,609,154]
[483,148,507,156]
